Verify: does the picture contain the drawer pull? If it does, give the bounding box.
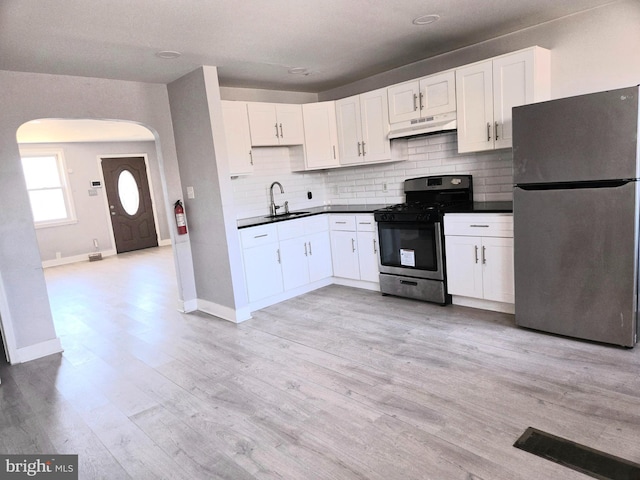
[400,280,418,286]
[470,225,490,228]
[335,221,347,224]
[254,233,269,238]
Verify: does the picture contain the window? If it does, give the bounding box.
[20,149,76,227]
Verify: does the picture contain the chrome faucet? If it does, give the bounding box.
[269,181,284,216]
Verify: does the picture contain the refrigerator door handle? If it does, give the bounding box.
[516,179,633,191]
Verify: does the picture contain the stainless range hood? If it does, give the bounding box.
[388,111,457,139]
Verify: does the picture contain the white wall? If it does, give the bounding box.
[319,1,640,101]
[20,140,171,263]
[0,70,196,363]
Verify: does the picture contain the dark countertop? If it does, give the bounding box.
[237,204,388,229]
[237,201,512,229]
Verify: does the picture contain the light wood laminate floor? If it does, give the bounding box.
[1,246,640,479]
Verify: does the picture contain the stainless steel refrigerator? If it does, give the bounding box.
[512,86,639,347]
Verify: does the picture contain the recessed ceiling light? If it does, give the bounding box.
[412,14,440,26]
[156,50,181,60]
[288,67,310,76]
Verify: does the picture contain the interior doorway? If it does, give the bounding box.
[101,156,159,253]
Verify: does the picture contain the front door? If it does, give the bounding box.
[101,156,158,253]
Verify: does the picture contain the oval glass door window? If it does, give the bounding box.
[118,170,140,215]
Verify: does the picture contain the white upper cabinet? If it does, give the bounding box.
[302,101,340,169]
[336,87,391,165]
[247,103,305,146]
[456,46,550,153]
[221,101,253,176]
[388,70,456,125]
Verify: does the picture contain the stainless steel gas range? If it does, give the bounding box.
[374,175,473,304]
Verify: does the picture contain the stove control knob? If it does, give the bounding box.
[380,213,394,221]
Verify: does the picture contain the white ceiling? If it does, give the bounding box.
[4,0,621,144]
[0,0,620,93]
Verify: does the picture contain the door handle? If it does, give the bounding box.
[474,245,479,264]
[332,145,336,159]
[351,238,356,252]
[482,246,486,265]
[357,142,362,156]
[362,141,366,156]
[304,242,308,256]
[308,241,313,255]
[373,239,377,254]
[487,122,491,141]
[277,248,281,264]
[413,93,418,111]
[275,123,279,138]
[495,121,499,140]
[249,150,253,165]
[419,92,424,110]
[279,123,283,138]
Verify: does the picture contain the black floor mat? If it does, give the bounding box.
[514,427,640,480]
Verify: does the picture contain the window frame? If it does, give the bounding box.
[19,147,78,228]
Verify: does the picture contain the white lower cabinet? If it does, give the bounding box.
[444,214,514,310]
[278,216,332,290]
[329,214,379,283]
[240,216,332,304]
[240,224,283,302]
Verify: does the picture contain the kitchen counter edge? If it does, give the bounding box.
[237,204,388,229]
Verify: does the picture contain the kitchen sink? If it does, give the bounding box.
[264,211,310,219]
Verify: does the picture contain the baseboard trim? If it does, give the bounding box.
[16,337,63,364]
[451,295,515,314]
[158,238,172,247]
[42,249,117,268]
[197,299,252,323]
[179,298,198,313]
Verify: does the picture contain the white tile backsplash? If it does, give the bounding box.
[231,132,513,219]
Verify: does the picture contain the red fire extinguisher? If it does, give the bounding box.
[174,200,188,235]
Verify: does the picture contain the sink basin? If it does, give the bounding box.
[264,211,310,219]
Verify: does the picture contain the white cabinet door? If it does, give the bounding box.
[481,237,514,303]
[335,95,363,165]
[456,47,550,153]
[387,80,420,124]
[247,102,280,146]
[221,101,253,175]
[247,103,304,146]
[357,230,379,283]
[330,230,360,280]
[492,49,536,150]
[337,88,390,166]
[243,243,283,302]
[275,104,305,145]
[419,71,457,117]
[359,88,390,163]
[455,61,494,153]
[279,237,310,291]
[445,235,484,299]
[307,231,333,282]
[302,102,340,169]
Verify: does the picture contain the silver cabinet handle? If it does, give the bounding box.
[254,233,268,238]
[487,122,491,141]
[474,245,479,264]
[470,224,489,228]
[335,221,347,224]
[419,92,424,110]
[413,93,418,111]
[362,141,366,156]
[277,248,281,264]
[332,145,336,159]
[275,123,279,138]
[351,238,356,253]
[304,242,308,256]
[308,241,313,255]
[249,150,253,165]
[373,239,377,254]
[482,245,486,265]
[495,121,499,140]
[279,123,283,138]
[357,142,362,156]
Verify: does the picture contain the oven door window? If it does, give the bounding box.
[378,222,438,271]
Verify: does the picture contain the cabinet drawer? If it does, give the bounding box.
[304,214,329,235]
[330,215,356,231]
[240,224,278,248]
[277,218,305,241]
[444,214,513,237]
[356,215,376,232]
